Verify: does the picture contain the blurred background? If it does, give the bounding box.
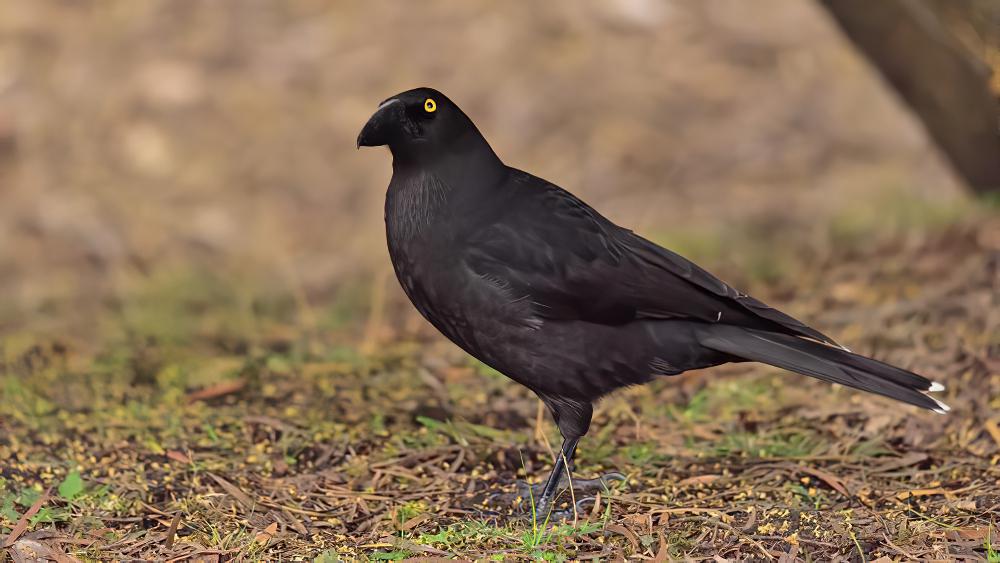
[0,0,995,340]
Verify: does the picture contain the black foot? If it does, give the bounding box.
[518,471,627,517]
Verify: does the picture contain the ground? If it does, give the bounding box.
[1,212,997,561]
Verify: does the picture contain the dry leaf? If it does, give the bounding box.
[379,536,448,556]
[400,514,431,531]
[9,538,80,563]
[164,513,182,550]
[872,452,928,473]
[208,473,254,509]
[795,465,850,497]
[255,521,279,545]
[950,499,978,511]
[604,523,640,553]
[653,533,669,563]
[896,488,949,500]
[954,527,990,540]
[166,450,191,464]
[186,379,246,402]
[677,474,721,486]
[984,419,1000,448]
[2,488,50,549]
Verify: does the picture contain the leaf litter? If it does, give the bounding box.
[0,218,997,560]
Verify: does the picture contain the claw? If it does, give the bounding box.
[516,470,629,518]
[575,495,599,513]
[533,497,554,520]
[599,471,627,486]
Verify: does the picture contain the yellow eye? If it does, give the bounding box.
[424,98,437,113]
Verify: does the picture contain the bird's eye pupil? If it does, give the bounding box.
[424,98,437,113]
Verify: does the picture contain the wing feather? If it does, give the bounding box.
[464,171,843,347]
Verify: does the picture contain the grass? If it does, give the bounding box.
[0,216,997,560]
[986,523,999,563]
[708,428,828,459]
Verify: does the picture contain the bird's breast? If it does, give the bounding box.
[384,170,454,242]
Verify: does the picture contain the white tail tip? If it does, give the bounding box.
[931,398,951,414]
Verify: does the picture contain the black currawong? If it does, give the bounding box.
[357,87,949,514]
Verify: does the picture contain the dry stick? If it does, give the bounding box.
[668,516,775,560]
[984,419,1000,449]
[738,535,839,549]
[446,448,466,475]
[535,400,554,459]
[164,513,182,550]
[1,487,51,548]
[139,501,174,517]
[624,405,642,441]
[561,448,579,527]
[166,548,234,563]
[879,532,920,560]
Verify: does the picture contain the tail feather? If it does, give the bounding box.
[696,325,948,413]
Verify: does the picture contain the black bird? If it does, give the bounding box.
[357,87,948,512]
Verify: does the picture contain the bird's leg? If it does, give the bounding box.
[527,436,627,517]
[518,396,629,517]
[534,436,579,514]
[525,397,592,517]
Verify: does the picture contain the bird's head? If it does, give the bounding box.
[357,87,492,165]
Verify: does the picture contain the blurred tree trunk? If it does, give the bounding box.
[819,0,1000,195]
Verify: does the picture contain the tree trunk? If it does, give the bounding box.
[819,0,1000,195]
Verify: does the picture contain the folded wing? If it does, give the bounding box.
[464,171,843,348]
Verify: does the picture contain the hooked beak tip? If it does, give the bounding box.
[356,131,377,149]
[357,98,401,149]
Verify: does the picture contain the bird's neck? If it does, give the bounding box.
[385,168,453,240]
[391,125,503,177]
[386,126,507,242]
[386,149,507,243]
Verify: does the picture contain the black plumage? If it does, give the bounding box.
[358,87,948,512]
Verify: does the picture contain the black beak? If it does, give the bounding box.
[357,99,402,148]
